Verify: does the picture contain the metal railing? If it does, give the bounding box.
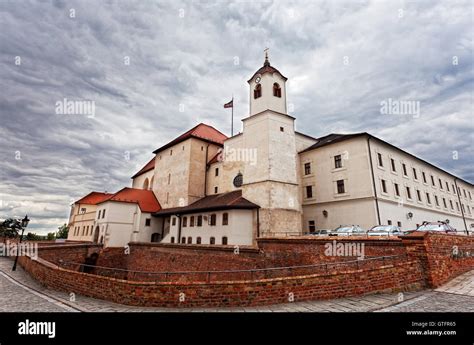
[58,254,407,283]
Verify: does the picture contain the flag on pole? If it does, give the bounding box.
[223,99,233,108]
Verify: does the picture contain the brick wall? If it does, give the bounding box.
[36,243,101,265]
[403,232,474,287]
[18,254,423,308]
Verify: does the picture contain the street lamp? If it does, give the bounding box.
[12,215,30,271]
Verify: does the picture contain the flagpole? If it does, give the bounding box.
[231,94,234,136]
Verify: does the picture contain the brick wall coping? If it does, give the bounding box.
[128,242,260,253]
[36,243,102,251]
[257,237,403,245]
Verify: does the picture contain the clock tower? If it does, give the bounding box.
[239,51,302,235]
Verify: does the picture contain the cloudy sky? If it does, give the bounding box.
[0,0,472,235]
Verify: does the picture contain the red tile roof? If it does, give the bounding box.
[153,190,259,216]
[131,157,155,179]
[75,192,114,205]
[153,123,228,154]
[99,187,161,213]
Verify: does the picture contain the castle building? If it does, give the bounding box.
[67,55,474,247]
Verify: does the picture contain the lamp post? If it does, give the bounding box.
[12,215,30,271]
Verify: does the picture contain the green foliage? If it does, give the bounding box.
[56,224,69,239]
[0,218,22,239]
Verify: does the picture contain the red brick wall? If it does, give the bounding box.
[18,254,423,308]
[403,232,474,287]
[36,243,101,265]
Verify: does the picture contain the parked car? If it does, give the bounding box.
[408,221,457,234]
[367,225,403,236]
[307,229,331,236]
[329,225,366,236]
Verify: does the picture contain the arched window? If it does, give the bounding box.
[181,237,186,243]
[143,178,149,190]
[222,236,228,245]
[210,237,215,245]
[273,83,281,97]
[151,233,161,242]
[187,237,192,244]
[182,216,187,227]
[149,176,154,190]
[254,84,262,99]
[196,237,201,244]
[170,236,175,243]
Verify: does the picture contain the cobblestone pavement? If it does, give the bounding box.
[0,257,472,312]
[379,270,474,312]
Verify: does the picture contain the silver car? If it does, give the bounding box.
[367,225,403,236]
[415,221,457,234]
[329,225,366,236]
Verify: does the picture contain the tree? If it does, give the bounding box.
[56,224,69,239]
[46,232,55,241]
[0,218,23,241]
[25,232,41,241]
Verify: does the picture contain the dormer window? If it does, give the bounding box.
[273,83,281,97]
[254,84,262,99]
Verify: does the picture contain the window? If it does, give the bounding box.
[426,193,431,204]
[443,198,447,208]
[381,180,387,193]
[97,210,101,219]
[273,83,281,97]
[377,153,383,167]
[222,213,228,225]
[469,191,472,200]
[463,189,467,198]
[145,218,151,226]
[210,237,215,245]
[215,168,219,177]
[439,179,443,189]
[196,237,201,244]
[417,190,422,202]
[456,202,460,211]
[254,84,262,99]
[412,168,417,180]
[445,182,450,192]
[308,220,316,232]
[387,220,392,225]
[406,186,412,199]
[422,172,427,183]
[222,237,228,245]
[102,209,106,219]
[80,207,86,214]
[214,186,218,194]
[397,221,402,227]
[170,150,173,156]
[151,233,160,242]
[394,183,400,197]
[168,173,171,185]
[391,159,396,172]
[172,217,176,226]
[183,217,187,227]
[435,195,439,206]
[210,214,216,226]
[181,237,186,243]
[280,126,284,132]
[82,227,85,235]
[187,237,192,244]
[450,200,454,209]
[197,215,203,227]
[402,163,407,176]
[170,237,175,243]
[452,185,456,194]
[190,216,195,227]
[334,155,342,169]
[304,162,311,175]
[336,180,345,194]
[306,185,313,198]
[431,175,435,186]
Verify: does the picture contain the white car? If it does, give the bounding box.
[329,225,366,236]
[367,225,403,236]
